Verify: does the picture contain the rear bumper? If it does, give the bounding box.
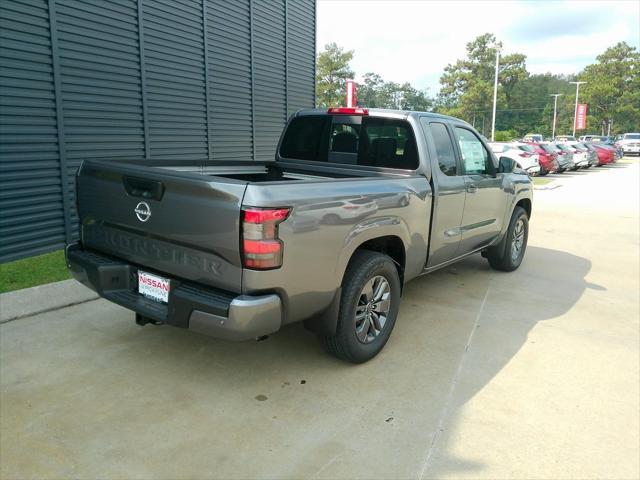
[540,161,557,173]
[65,243,281,341]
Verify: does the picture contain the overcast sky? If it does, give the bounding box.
[316,0,640,94]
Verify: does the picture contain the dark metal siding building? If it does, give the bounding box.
[0,0,316,262]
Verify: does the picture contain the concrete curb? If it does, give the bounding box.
[533,181,562,191]
[0,279,98,324]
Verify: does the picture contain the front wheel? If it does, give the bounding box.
[487,206,529,272]
[319,251,401,363]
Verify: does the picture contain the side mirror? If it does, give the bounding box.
[498,156,516,173]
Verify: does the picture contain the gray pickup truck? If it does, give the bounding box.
[66,107,532,363]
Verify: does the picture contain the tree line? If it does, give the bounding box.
[316,35,640,137]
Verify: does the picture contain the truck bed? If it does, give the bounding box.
[74,158,408,296]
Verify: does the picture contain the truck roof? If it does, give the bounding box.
[294,108,468,125]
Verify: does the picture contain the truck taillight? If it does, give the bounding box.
[241,207,290,270]
[327,107,369,115]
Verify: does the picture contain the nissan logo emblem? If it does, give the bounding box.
[135,201,151,222]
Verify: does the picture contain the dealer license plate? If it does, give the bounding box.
[138,270,170,303]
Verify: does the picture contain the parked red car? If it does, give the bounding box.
[589,144,615,166]
[525,142,559,175]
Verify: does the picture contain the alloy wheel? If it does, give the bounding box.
[511,218,525,262]
[354,275,391,344]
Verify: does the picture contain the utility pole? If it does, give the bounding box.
[491,48,500,141]
[570,81,586,137]
[549,93,562,140]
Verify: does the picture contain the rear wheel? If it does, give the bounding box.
[487,206,528,272]
[320,250,401,363]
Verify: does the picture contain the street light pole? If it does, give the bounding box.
[570,81,586,137]
[491,48,500,142]
[549,93,562,140]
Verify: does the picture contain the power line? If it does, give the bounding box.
[467,103,617,114]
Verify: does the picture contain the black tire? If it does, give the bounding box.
[487,206,529,272]
[320,250,401,363]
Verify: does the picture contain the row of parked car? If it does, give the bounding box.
[488,135,627,176]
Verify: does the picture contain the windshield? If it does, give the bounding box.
[556,144,572,152]
[517,145,536,153]
[623,134,640,140]
[540,144,556,153]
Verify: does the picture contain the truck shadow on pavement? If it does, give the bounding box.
[400,245,601,477]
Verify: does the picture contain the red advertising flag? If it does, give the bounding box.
[576,103,588,130]
[346,80,357,107]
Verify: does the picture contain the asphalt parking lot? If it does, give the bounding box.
[1,160,638,480]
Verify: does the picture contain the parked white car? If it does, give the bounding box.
[616,133,640,156]
[565,142,590,168]
[489,142,541,176]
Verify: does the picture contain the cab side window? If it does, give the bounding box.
[427,121,458,176]
[453,127,492,175]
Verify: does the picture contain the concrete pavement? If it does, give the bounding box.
[1,161,638,479]
[0,279,98,323]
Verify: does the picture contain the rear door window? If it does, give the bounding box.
[358,117,418,170]
[426,121,458,176]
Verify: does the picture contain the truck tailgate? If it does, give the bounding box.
[77,160,247,293]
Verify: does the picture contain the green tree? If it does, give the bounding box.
[358,72,385,107]
[358,73,432,110]
[509,73,576,137]
[579,42,640,134]
[396,82,432,111]
[316,42,355,107]
[436,33,528,137]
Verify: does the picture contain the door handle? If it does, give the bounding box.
[123,176,165,200]
[466,184,478,193]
